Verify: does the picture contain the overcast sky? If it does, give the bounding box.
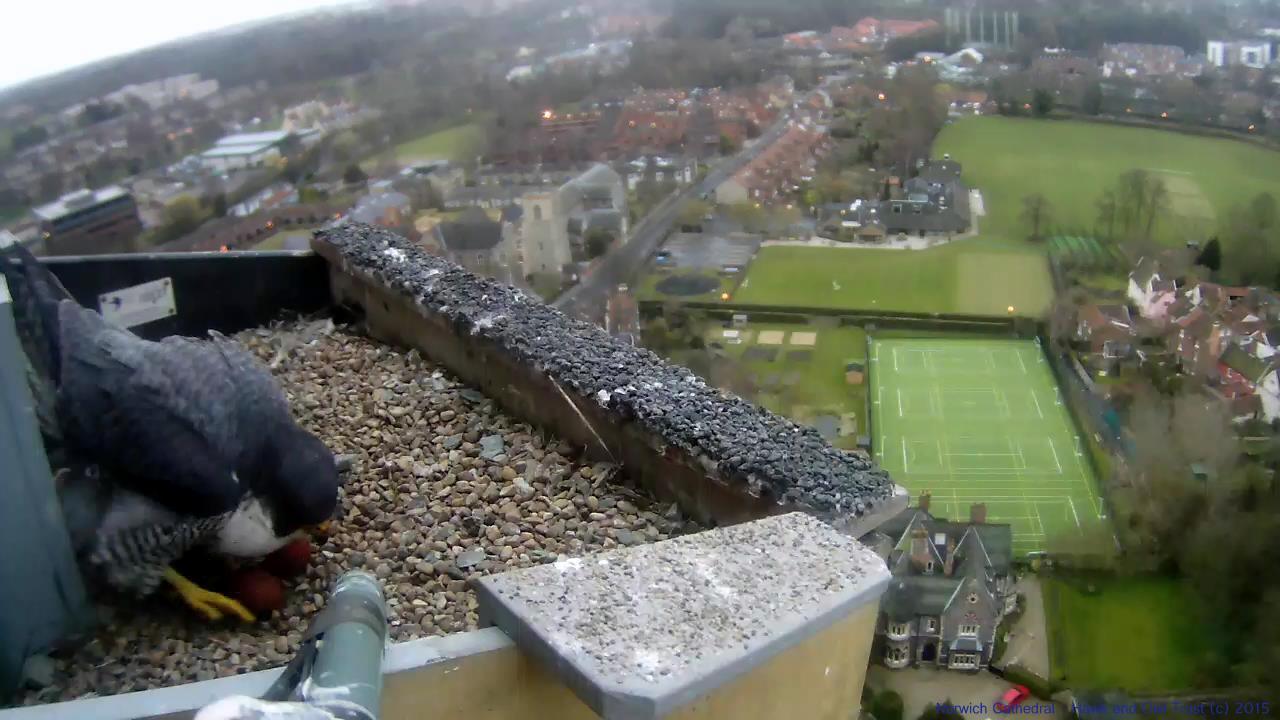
[0,1,354,91]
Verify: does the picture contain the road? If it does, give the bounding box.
[551,78,842,321]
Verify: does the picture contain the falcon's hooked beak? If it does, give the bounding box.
[307,522,333,537]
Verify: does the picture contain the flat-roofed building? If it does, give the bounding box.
[199,130,318,172]
[33,186,143,256]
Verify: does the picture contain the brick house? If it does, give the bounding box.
[871,495,1014,673]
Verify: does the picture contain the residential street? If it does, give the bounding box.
[552,116,792,321]
[553,76,845,323]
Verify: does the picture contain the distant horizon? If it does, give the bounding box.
[0,0,356,94]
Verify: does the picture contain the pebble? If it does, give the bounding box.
[15,323,695,707]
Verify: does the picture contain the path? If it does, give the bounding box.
[867,665,1015,720]
[995,576,1051,678]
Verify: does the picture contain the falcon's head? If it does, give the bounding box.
[260,426,341,538]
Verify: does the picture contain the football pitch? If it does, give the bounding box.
[870,338,1106,554]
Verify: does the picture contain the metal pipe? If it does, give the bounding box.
[304,572,388,720]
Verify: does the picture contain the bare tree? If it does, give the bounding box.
[1143,177,1169,240]
[1096,189,1117,241]
[1021,193,1053,242]
[1171,392,1239,478]
[1047,287,1088,350]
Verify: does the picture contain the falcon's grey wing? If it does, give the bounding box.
[56,302,244,518]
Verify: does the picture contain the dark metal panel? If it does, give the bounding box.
[0,280,92,699]
[41,250,333,340]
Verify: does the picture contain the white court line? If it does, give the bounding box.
[1016,350,1028,374]
[893,347,899,373]
[1047,437,1063,474]
[1030,391,1044,419]
[1068,497,1081,529]
[901,436,909,472]
[896,389,903,418]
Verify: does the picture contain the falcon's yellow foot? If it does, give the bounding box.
[163,567,256,622]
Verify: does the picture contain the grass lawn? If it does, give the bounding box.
[871,338,1106,554]
[734,237,1052,317]
[252,229,314,251]
[394,122,486,163]
[685,321,869,449]
[637,268,738,304]
[935,116,1280,246]
[1044,575,1211,692]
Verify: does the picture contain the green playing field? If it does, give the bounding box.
[870,337,1107,554]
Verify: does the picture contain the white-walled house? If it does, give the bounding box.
[1128,257,1177,320]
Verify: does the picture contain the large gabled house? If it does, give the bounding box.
[870,495,1014,673]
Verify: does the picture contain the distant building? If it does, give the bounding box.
[1101,43,1186,77]
[520,163,626,277]
[870,495,1014,673]
[1207,40,1273,69]
[521,190,571,275]
[349,192,411,227]
[104,73,219,109]
[435,207,518,284]
[199,130,318,172]
[33,186,143,256]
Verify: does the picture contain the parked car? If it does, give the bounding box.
[995,685,1031,713]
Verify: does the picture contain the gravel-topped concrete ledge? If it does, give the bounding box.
[473,512,892,719]
[313,224,897,533]
[11,321,697,707]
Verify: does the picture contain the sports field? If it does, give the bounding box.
[393,121,487,163]
[935,116,1280,246]
[870,337,1106,554]
[733,237,1052,317]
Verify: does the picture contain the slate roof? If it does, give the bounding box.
[878,507,1013,576]
[882,576,961,621]
[1221,343,1272,383]
[437,207,504,252]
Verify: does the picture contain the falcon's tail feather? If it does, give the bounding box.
[0,242,74,435]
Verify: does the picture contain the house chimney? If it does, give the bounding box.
[910,527,930,571]
[918,490,931,513]
[944,536,957,576]
[969,503,987,524]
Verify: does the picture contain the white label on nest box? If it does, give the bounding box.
[99,277,176,329]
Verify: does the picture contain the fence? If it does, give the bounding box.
[639,300,1033,336]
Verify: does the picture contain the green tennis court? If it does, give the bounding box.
[870,337,1106,554]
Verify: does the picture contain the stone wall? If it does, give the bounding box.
[313,223,904,535]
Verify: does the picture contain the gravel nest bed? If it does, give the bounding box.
[16,321,695,706]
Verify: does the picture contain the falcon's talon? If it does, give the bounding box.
[164,567,256,622]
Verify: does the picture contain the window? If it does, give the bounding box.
[968,593,979,605]
[924,617,937,633]
[888,622,909,636]
[924,561,934,573]
[533,205,543,221]
[959,623,980,637]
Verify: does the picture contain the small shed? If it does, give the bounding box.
[845,361,866,385]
